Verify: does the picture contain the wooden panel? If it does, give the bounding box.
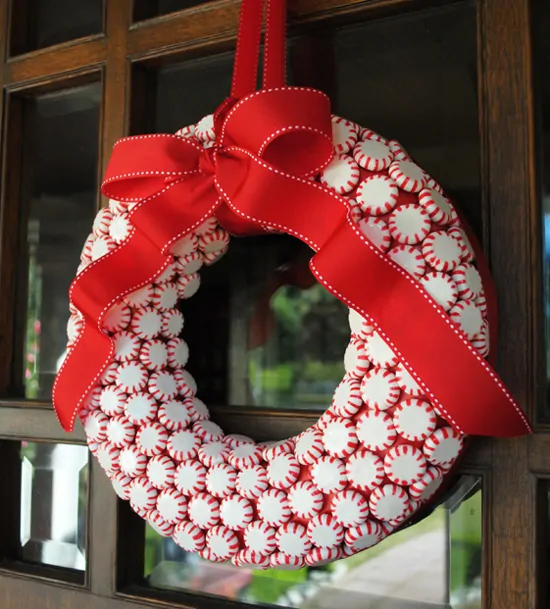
[477,1,536,609]
[5,37,106,87]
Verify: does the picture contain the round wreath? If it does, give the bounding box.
[53,0,530,570]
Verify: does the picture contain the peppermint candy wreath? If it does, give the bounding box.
[53,0,530,570]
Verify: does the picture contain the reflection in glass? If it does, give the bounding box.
[20,441,88,570]
[535,0,550,416]
[134,0,211,21]
[10,0,103,53]
[145,477,481,608]
[21,83,100,399]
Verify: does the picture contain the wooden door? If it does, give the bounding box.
[0,1,547,608]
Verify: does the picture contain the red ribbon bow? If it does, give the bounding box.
[52,0,531,439]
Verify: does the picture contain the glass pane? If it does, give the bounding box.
[132,1,478,412]
[20,83,100,400]
[20,441,88,570]
[144,477,481,608]
[535,0,550,419]
[10,0,103,54]
[134,0,211,21]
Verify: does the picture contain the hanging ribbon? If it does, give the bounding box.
[52,0,531,438]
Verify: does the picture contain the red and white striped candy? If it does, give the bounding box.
[80,234,95,262]
[220,494,254,530]
[147,510,174,537]
[233,549,270,569]
[418,188,453,224]
[188,397,209,421]
[349,202,363,223]
[96,441,120,474]
[129,476,158,512]
[270,553,305,570]
[332,116,359,154]
[310,456,347,494]
[156,488,187,523]
[119,444,147,478]
[199,546,226,562]
[117,361,148,393]
[84,410,108,442]
[131,307,162,339]
[306,546,342,566]
[196,114,215,142]
[125,284,155,309]
[387,244,426,279]
[66,314,83,345]
[148,370,178,401]
[125,392,157,425]
[357,217,392,253]
[109,214,131,244]
[409,466,444,501]
[106,415,135,447]
[294,429,325,464]
[476,291,487,317]
[348,308,374,340]
[393,398,437,442]
[277,522,311,557]
[384,444,427,486]
[346,449,385,492]
[331,489,369,527]
[319,154,360,194]
[389,140,409,161]
[167,429,201,461]
[369,484,410,522]
[257,489,292,527]
[174,369,197,398]
[388,204,431,245]
[448,226,475,262]
[188,492,220,529]
[199,229,230,255]
[228,443,263,469]
[450,298,484,339]
[364,332,399,368]
[353,139,393,172]
[288,481,324,519]
[90,235,116,261]
[173,520,206,552]
[137,422,168,457]
[161,310,185,338]
[419,271,458,311]
[175,459,207,495]
[307,514,344,548]
[175,123,195,138]
[158,399,191,431]
[146,454,176,489]
[356,174,399,216]
[110,471,132,500]
[203,247,228,265]
[361,128,388,143]
[452,264,483,300]
[176,251,203,275]
[206,463,237,498]
[169,233,198,258]
[225,434,254,448]
[422,230,464,272]
[113,331,140,362]
[356,410,396,451]
[152,283,178,311]
[93,207,113,236]
[194,216,218,237]
[155,259,177,284]
[345,520,383,551]
[262,439,295,461]
[424,427,463,466]
[472,321,490,357]
[244,521,277,555]
[266,453,300,489]
[394,364,423,397]
[193,420,223,443]
[360,368,400,410]
[388,160,426,193]
[344,338,370,377]
[166,338,189,368]
[83,385,102,409]
[322,417,358,458]
[100,360,119,385]
[236,465,269,499]
[99,385,126,416]
[199,441,230,467]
